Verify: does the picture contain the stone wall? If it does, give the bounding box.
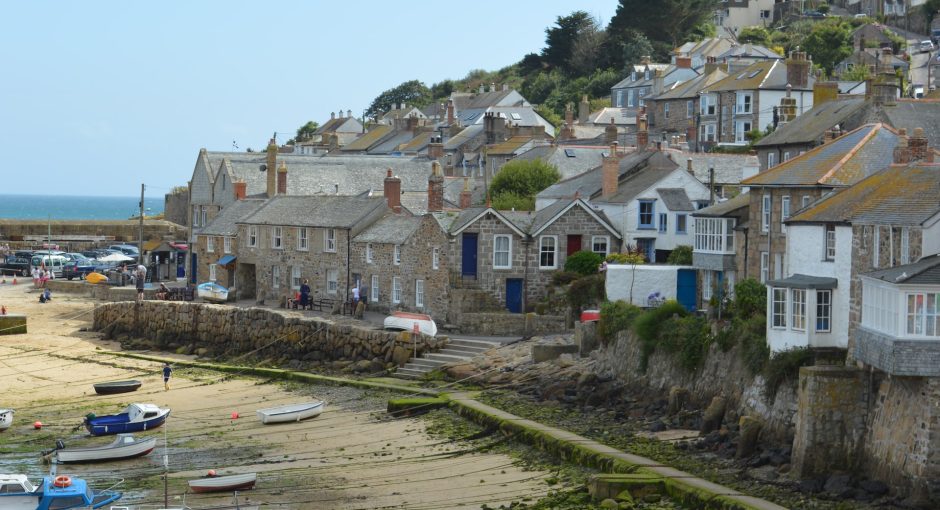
[453,312,567,336]
[164,188,190,227]
[92,301,447,366]
[0,219,187,245]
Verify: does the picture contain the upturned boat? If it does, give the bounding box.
[383,311,438,336]
[0,473,121,509]
[84,403,170,436]
[255,401,324,424]
[0,408,13,432]
[93,380,142,395]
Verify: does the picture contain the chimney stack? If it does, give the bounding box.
[813,81,839,106]
[893,128,910,164]
[459,178,472,209]
[384,169,402,214]
[331,112,336,120]
[347,109,352,119]
[578,95,590,124]
[910,127,929,162]
[276,161,288,195]
[602,143,620,198]
[427,161,444,212]
[564,103,574,126]
[687,158,694,175]
[234,180,247,200]
[446,99,455,126]
[636,106,649,150]
[675,56,692,69]
[605,117,618,144]
[265,138,277,198]
[786,50,811,89]
[479,83,485,94]
[427,136,444,160]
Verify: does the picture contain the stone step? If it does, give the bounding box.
[438,348,484,357]
[407,358,449,368]
[423,353,471,363]
[448,339,501,350]
[394,368,427,379]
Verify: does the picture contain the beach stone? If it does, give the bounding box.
[736,415,763,459]
[667,386,690,415]
[599,498,619,509]
[700,396,727,434]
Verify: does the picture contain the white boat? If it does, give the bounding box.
[0,408,13,432]
[196,282,228,302]
[255,401,325,424]
[383,311,438,337]
[54,434,157,463]
[187,472,257,493]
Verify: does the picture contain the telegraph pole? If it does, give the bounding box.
[138,184,145,267]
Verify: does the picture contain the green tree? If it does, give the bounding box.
[924,0,940,31]
[737,26,771,46]
[803,20,853,76]
[564,250,604,276]
[841,64,871,81]
[292,121,319,144]
[491,192,534,211]
[366,80,431,118]
[429,79,455,101]
[568,20,607,76]
[542,11,596,73]
[606,0,720,63]
[489,159,561,211]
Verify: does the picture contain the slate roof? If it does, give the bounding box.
[587,107,635,126]
[657,188,694,211]
[399,191,459,216]
[611,64,675,89]
[875,100,940,150]
[537,150,672,201]
[341,125,394,152]
[239,195,386,228]
[199,199,265,236]
[514,145,610,180]
[353,214,423,244]
[717,44,782,60]
[487,136,534,155]
[598,164,682,204]
[863,254,940,285]
[704,60,812,92]
[741,123,899,187]
[653,68,728,100]
[665,150,760,185]
[368,130,418,154]
[444,124,484,150]
[465,89,520,109]
[755,98,868,147]
[675,37,735,61]
[398,132,432,153]
[787,164,940,225]
[693,191,750,218]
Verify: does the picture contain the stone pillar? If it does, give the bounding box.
[791,366,870,478]
[578,95,590,124]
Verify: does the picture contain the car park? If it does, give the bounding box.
[63,260,99,280]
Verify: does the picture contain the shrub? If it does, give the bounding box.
[763,346,814,399]
[550,271,582,286]
[666,245,692,265]
[598,300,642,342]
[633,300,688,370]
[737,314,770,374]
[564,250,604,276]
[731,278,766,318]
[606,251,644,264]
[567,274,606,310]
[659,315,713,371]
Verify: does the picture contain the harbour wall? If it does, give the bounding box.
[92,301,447,367]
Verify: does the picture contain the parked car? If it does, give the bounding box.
[919,40,935,53]
[803,10,826,18]
[0,256,32,276]
[63,260,99,280]
[108,244,139,256]
[30,254,69,278]
[82,249,113,260]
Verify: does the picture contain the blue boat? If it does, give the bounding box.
[0,473,121,509]
[84,403,170,436]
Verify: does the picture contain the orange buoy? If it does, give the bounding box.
[231,411,239,419]
[207,469,217,477]
[53,475,71,487]
[33,421,42,429]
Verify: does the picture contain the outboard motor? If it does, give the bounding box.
[56,439,65,450]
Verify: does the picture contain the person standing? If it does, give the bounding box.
[162,362,172,391]
[136,266,146,302]
[300,279,311,309]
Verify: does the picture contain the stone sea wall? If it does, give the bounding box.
[93,302,447,367]
[455,312,567,336]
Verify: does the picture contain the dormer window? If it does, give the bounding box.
[645,70,651,80]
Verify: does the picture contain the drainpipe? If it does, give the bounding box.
[522,237,530,314]
[345,228,351,304]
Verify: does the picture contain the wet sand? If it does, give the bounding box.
[0,283,552,509]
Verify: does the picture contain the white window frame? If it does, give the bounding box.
[686,100,694,119]
[366,243,373,264]
[658,213,668,233]
[324,228,336,253]
[873,227,880,268]
[901,227,910,264]
[783,151,791,162]
[297,228,308,251]
[272,265,280,289]
[272,226,283,249]
[791,288,806,331]
[761,194,771,232]
[703,271,713,301]
[816,290,832,332]
[493,235,512,269]
[592,236,610,257]
[326,269,338,295]
[735,120,752,143]
[905,292,940,337]
[392,276,401,304]
[760,251,769,284]
[201,206,207,227]
[772,287,787,328]
[432,247,439,270]
[415,280,424,308]
[539,235,557,269]
[767,152,776,168]
[781,196,790,234]
[371,275,379,303]
[248,226,257,247]
[394,245,401,265]
[703,123,716,142]
[223,237,232,254]
[735,91,753,114]
[193,205,200,227]
[694,217,735,254]
[209,263,217,282]
[825,225,836,261]
[206,236,214,253]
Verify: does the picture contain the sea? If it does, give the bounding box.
[0,194,165,221]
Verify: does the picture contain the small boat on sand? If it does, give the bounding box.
[93,380,141,395]
[85,272,108,284]
[0,408,13,432]
[51,433,156,463]
[84,403,170,436]
[383,311,437,337]
[197,282,228,302]
[0,473,121,509]
[256,401,324,424]
[187,472,257,493]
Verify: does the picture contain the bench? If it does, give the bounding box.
[166,287,195,302]
[311,298,335,312]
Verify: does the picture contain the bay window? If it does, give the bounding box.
[772,288,787,328]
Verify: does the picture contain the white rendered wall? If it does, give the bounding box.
[605,264,687,306]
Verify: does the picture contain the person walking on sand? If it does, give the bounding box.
[162,362,172,390]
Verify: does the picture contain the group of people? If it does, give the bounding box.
[287,279,368,319]
[31,267,54,288]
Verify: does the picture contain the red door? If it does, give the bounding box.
[567,235,582,256]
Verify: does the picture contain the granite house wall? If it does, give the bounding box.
[93,301,447,366]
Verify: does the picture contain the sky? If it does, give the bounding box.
[1,1,616,198]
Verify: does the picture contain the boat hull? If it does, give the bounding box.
[197,282,228,302]
[256,401,324,424]
[0,409,13,431]
[187,472,257,493]
[93,380,141,395]
[85,408,170,436]
[383,312,437,337]
[56,435,156,463]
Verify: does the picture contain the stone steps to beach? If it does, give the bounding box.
[394,337,501,380]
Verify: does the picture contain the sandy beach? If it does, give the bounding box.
[0,283,553,509]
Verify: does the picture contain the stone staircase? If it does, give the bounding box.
[394,337,502,380]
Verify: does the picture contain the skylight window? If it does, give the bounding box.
[564,149,576,157]
[737,72,748,79]
[748,70,761,78]
[510,112,522,120]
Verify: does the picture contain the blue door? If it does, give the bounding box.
[461,233,478,278]
[506,278,523,313]
[676,269,697,312]
[190,253,197,284]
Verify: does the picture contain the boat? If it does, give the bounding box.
[0,473,121,509]
[84,403,170,436]
[255,401,325,424]
[187,472,257,493]
[93,380,142,395]
[383,311,438,337]
[196,282,228,302]
[0,408,13,432]
[85,272,108,284]
[52,433,156,463]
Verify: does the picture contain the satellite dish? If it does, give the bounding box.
[259,164,267,172]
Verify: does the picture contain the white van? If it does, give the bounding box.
[30,255,69,278]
